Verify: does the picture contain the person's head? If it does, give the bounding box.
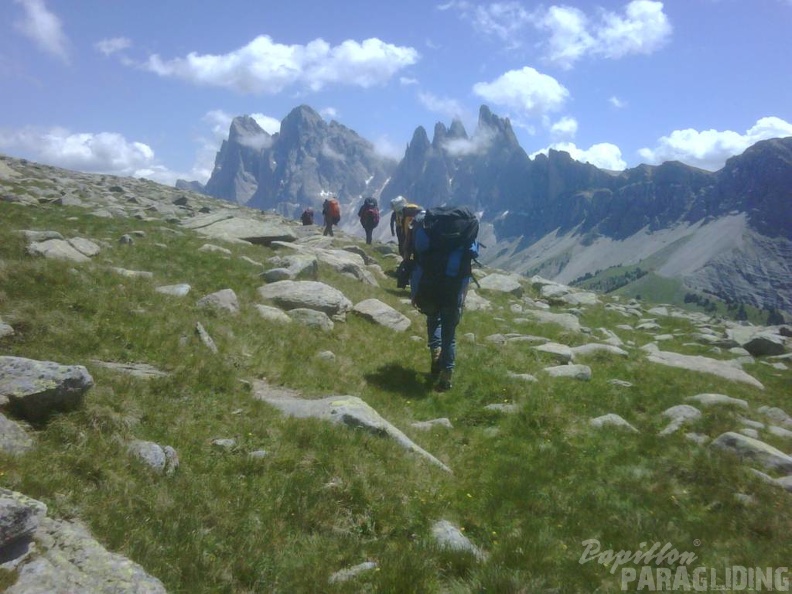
[391,196,407,213]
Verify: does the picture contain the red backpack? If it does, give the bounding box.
[360,197,380,227]
[326,199,341,224]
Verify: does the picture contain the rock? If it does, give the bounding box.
[0,489,47,553]
[543,364,592,381]
[647,350,764,390]
[710,432,792,473]
[478,273,523,296]
[20,230,64,242]
[198,243,232,255]
[757,406,792,427]
[534,342,574,363]
[7,517,167,593]
[0,317,13,340]
[211,438,236,449]
[0,356,94,422]
[287,308,335,331]
[607,379,633,388]
[67,237,101,257]
[431,520,487,560]
[411,418,453,430]
[89,360,169,379]
[517,311,582,333]
[590,414,638,432]
[27,239,90,263]
[196,288,240,315]
[254,380,450,472]
[659,405,702,436]
[257,280,352,317]
[110,267,153,279]
[0,413,34,455]
[485,403,519,413]
[195,322,219,353]
[685,393,749,409]
[352,299,411,332]
[155,283,191,297]
[507,372,538,382]
[127,440,179,475]
[742,332,787,357]
[571,343,629,358]
[192,216,297,245]
[464,290,492,311]
[329,561,378,584]
[265,254,319,280]
[254,304,293,324]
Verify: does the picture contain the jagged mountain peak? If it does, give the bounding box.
[477,104,519,147]
[229,115,266,141]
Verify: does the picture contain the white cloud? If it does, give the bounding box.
[142,35,419,94]
[418,92,466,120]
[250,113,281,135]
[13,0,69,62]
[446,0,671,69]
[609,96,627,109]
[400,76,419,86]
[0,126,160,176]
[443,128,496,157]
[638,116,792,170]
[550,116,578,140]
[472,67,569,118]
[532,141,627,170]
[319,107,338,120]
[321,142,345,161]
[95,37,132,57]
[372,136,405,160]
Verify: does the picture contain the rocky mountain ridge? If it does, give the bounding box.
[197,105,792,315]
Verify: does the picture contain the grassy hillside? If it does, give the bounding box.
[1,178,791,592]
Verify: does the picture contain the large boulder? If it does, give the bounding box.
[0,357,94,422]
[352,299,411,332]
[257,281,352,317]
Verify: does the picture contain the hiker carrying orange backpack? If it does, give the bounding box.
[322,197,341,236]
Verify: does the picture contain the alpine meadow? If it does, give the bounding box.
[1,154,791,593]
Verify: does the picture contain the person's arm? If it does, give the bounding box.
[390,212,396,235]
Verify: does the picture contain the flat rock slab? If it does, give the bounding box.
[0,356,94,422]
[431,520,487,560]
[253,380,450,472]
[571,343,629,358]
[647,350,764,390]
[659,405,702,436]
[590,413,638,432]
[352,299,411,332]
[518,311,582,333]
[89,360,169,380]
[194,216,297,245]
[26,239,90,263]
[477,273,524,296]
[543,364,592,381]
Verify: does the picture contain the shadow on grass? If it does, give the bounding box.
[365,363,431,399]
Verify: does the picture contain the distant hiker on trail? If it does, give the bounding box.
[322,197,341,237]
[410,206,480,392]
[358,197,380,245]
[390,196,422,259]
[300,207,314,226]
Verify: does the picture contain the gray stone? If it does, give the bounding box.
[757,406,792,427]
[195,322,219,354]
[685,393,749,409]
[196,288,239,314]
[485,403,519,413]
[89,360,169,380]
[590,414,638,432]
[254,380,450,472]
[478,273,523,296]
[265,253,319,280]
[27,239,90,263]
[507,372,538,382]
[67,237,101,257]
[193,216,297,245]
[127,440,179,475]
[287,308,335,332]
[0,489,47,553]
[20,230,64,242]
[543,364,592,381]
[411,418,453,430]
[211,438,236,449]
[254,304,292,324]
[431,520,487,560]
[742,332,787,357]
[352,299,411,332]
[647,350,764,390]
[571,343,629,359]
[198,243,232,255]
[0,357,94,422]
[659,405,702,436]
[155,283,191,297]
[257,280,352,317]
[110,267,153,279]
[329,561,378,584]
[710,432,792,473]
[517,311,582,333]
[0,413,34,455]
[534,342,574,363]
[7,517,167,593]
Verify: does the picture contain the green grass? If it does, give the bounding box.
[1,199,790,593]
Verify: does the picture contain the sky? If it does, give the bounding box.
[1,0,791,187]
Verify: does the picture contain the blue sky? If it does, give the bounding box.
[1,0,791,186]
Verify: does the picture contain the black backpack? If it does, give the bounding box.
[413,206,480,312]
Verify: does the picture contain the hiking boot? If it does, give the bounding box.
[434,369,453,392]
[430,348,442,377]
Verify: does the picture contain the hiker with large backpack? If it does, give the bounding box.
[390,196,422,259]
[322,197,341,237]
[300,207,314,226]
[358,197,380,245]
[410,205,480,392]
